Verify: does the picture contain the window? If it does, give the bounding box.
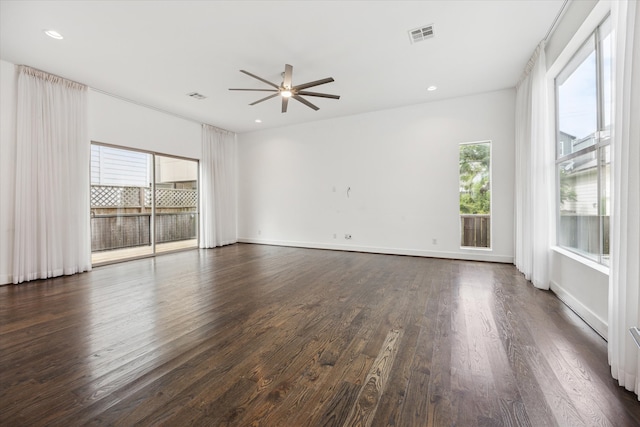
[90,143,199,264]
[555,16,611,265]
[459,141,491,248]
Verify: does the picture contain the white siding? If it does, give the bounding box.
[573,169,598,216]
[91,145,150,187]
[156,156,197,184]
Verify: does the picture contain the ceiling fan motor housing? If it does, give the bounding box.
[229,64,340,113]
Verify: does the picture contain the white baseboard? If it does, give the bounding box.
[550,280,608,340]
[0,275,11,286]
[238,237,514,264]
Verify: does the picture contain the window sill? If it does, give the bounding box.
[460,246,492,252]
[551,246,610,276]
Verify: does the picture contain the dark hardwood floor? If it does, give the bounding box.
[1,244,638,426]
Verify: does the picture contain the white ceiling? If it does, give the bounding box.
[0,0,564,134]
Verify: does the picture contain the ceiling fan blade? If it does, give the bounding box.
[240,70,279,89]
[297,91,340,99]
[292,95,319,111]
[229,88,278,92]
[250,93,280,106]
[283,64,293,89]
[293,77,334,91]
[282,96,289,113]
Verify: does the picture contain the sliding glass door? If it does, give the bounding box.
[154,155,198,253]
[90,144,198,264]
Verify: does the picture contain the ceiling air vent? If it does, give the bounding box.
[409,24,434,44]
[187,92,207,100]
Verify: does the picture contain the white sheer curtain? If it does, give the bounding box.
[12,66,91,284]
[608,0,639,398]
[514,42,554,290]
[199,124,237,248]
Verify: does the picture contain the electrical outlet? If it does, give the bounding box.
[345,234,352,240]
[333,233,337,239]
[432,238,437,245]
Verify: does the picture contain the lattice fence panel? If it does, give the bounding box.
[91,185,145,208]
[154,188,198,208]
[92,186,197,209]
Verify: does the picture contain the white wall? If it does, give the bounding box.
[546,0,611,338]
[89,90,201,159]
[550,248,609,338]
[0,62,202,284]
[545,0,598,69]
[0,60,17,284]
[238,89,515,263]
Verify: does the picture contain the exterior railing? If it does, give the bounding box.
[90,213,197,252]
[90,185,197,252]
[460,214,490,248]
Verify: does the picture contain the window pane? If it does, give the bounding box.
[555,18,610,266]
[557,36,597,157]
[558,151,599,261]
[154,155,198,253]
[459,142,491,248]
[91,145,153,263]
[91,145,199,264]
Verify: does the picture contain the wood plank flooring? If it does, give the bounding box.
[1,243,638,426]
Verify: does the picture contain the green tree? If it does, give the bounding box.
[559,168,577,207]
[459,143,490,214]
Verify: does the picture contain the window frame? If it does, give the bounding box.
[90,141,200,265]
[553,15,611,266]
[458,140,492,250]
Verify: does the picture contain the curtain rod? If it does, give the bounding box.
[515,0,569,88]
[90,87,234,135]
[16,64,231,134]
[17,65,88,91]
[544,0,570,42]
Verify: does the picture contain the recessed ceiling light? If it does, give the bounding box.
[427,85,437,91]
[44,30,63,40]
[255,119,262,123]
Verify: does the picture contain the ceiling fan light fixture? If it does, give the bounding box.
[44,29,64,40]
[229,64,339,112]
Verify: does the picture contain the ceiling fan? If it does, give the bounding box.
[229,64,340,113]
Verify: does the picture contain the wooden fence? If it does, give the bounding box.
[461,214,490,248]
[559,214,610,256]
[91,213,197,252]
[459,214,610,255]
[90,185,197,252]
